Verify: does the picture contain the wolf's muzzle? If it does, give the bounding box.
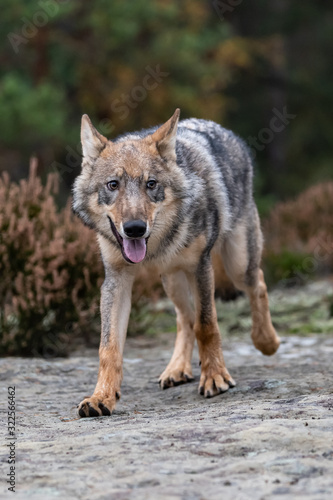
[123,220,147,238]
[107,216,148,264]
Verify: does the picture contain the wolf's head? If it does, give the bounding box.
[73,109,187,264]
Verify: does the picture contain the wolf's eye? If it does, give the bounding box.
[107,180,119,191]
[147,180,157,189]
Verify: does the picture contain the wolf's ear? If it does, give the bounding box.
[81,114,108,160]
[151,108,180,160]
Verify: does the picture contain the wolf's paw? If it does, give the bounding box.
[198,367,236,398]
[77,392,119,418]
[251,326,280,356]
[159,362,194,389]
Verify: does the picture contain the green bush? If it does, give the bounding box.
[263,182,333,285]
[263,250,314,286]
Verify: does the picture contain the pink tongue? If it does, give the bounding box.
[123,238,147,263]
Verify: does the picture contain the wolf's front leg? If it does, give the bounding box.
[78,268,135,417]
[192,256,235,398]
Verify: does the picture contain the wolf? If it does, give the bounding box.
[72,109,280,417]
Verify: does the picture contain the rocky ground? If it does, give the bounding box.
[1,280,333,500]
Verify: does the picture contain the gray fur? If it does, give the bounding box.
[114,117,254,236]
[73,116,258,273]
[73,113,281,417]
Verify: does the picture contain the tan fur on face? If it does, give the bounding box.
[97,234,126,269]
[100,140,160,177]
[91,132,187,246]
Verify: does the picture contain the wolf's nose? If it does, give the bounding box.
[123,220,147,238]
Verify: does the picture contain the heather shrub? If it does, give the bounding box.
[0,160,164,356]
[0,159,104,355]
[263,182,333,285]
[4,162,331,356]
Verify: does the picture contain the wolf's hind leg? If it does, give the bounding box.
[248,269,280,355]
[222,212,280,355]
[159,271,195,389]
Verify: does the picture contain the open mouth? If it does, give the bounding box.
[108,216,147,264]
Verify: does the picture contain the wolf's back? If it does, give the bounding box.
[176,118,255,230]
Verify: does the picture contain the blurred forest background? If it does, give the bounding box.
[1,0,333,355]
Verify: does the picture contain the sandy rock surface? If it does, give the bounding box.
[1,282,333,499]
